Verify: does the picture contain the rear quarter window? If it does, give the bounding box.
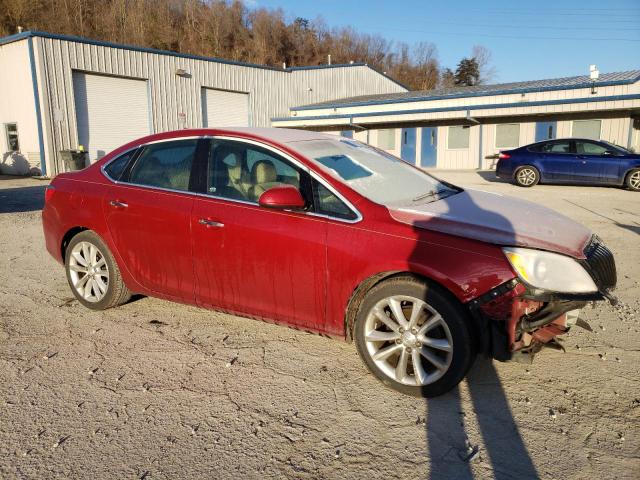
[104,149,138,181]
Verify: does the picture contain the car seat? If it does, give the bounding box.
[249,160,281,201]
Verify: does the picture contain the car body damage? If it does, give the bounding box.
[389,190,617,362]
[389,189,593,259]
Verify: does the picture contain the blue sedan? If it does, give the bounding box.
[496,138,640,191]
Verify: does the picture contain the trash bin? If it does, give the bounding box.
[60,149,87,171]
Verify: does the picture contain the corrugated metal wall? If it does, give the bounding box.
[32,35,405,175]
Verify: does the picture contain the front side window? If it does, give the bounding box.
[575,141,609,155]
[447,126,470,149]
[313,180,357,220]
[207,139,358,221]
[127,139,197,191]
[5,123,19,152]
[291,138,459,207]
[495,124,520,148]
[208,140,303,203]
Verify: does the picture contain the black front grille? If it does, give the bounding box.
[583,236,617,291]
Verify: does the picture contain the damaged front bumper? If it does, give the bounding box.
[468,278,617,362]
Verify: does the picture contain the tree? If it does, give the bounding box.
[440,68,455,89]
[471,45,496,84]
[454,57,480,86]
[0,0,457,90]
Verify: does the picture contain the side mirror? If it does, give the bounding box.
[258,185,306,210]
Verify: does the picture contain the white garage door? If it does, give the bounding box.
[73,72,151,162]
[202,88,249,127]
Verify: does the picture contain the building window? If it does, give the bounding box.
[495,123,520,148]
[377,129,396,150]
[340,130,354,139]
[447,126,470,149]
[572,120,601,140]
[5,123,19,152]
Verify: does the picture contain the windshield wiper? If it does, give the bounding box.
[412,188,452,202]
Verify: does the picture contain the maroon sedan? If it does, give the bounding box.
[42,128,617,397]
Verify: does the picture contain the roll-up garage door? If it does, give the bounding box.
[73,72,151,162]
[202,88,249,127]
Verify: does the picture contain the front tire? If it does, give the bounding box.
[625,168,640,191]
[354,277,475,397]
[64,230,131,310]
[514,165,540,187]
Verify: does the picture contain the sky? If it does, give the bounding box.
[253,0,640,84]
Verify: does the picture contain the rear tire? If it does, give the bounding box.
[625,168,640,191]
[64,230,131,310]
[514,166,540,187]
[354,277,475,397]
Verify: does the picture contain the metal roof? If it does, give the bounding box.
[292,70,640,111]
[0,30,407,89]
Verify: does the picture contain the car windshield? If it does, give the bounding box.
[291,138,459,206]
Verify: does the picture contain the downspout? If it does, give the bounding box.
[27,36,46,176]
[478,123,483,169]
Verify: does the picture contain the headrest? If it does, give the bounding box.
[251,160,277,184]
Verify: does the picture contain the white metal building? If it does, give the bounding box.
[0,30,406,176]
[273,71,640,169]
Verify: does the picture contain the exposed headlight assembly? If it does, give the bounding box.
[503,247,598,294]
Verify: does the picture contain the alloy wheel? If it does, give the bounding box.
[68,241,110,302]
[363,295,453,386]
[517,168,537,186]
[630,171,640,190]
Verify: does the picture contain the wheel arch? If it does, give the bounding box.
[343,270,467,342]
[623,166,640,187]
[61,226,89,261]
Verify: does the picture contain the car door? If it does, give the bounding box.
[103,137,205,303]
[191,137,328,330]
[539,140,577,181]
[574,140,622,184]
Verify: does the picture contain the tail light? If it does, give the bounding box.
[45,185,56,203]
[498,152,511,160]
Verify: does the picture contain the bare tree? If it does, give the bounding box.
[0,0,458,90]
[471,45,497,84]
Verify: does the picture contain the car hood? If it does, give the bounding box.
[389,189,592,259]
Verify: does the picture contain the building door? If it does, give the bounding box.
[401,128,416,164]
[73,72,151,162]
[202,88,249,127]
[340,130,354,139]
[535,121,557,142]
[420,127,437,167]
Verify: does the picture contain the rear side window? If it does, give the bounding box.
[541,141,572,154]
[104,149,137,181]
[127,139,198,191]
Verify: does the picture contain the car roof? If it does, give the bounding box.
[130,127,335,147]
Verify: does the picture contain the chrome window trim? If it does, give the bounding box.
[99,134,363,224]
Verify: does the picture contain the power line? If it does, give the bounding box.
[461,8,640,17]
[379,28,640,43]
[419,20,640,31]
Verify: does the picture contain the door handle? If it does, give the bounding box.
[109,200,128,208]
[199,218,224,228]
